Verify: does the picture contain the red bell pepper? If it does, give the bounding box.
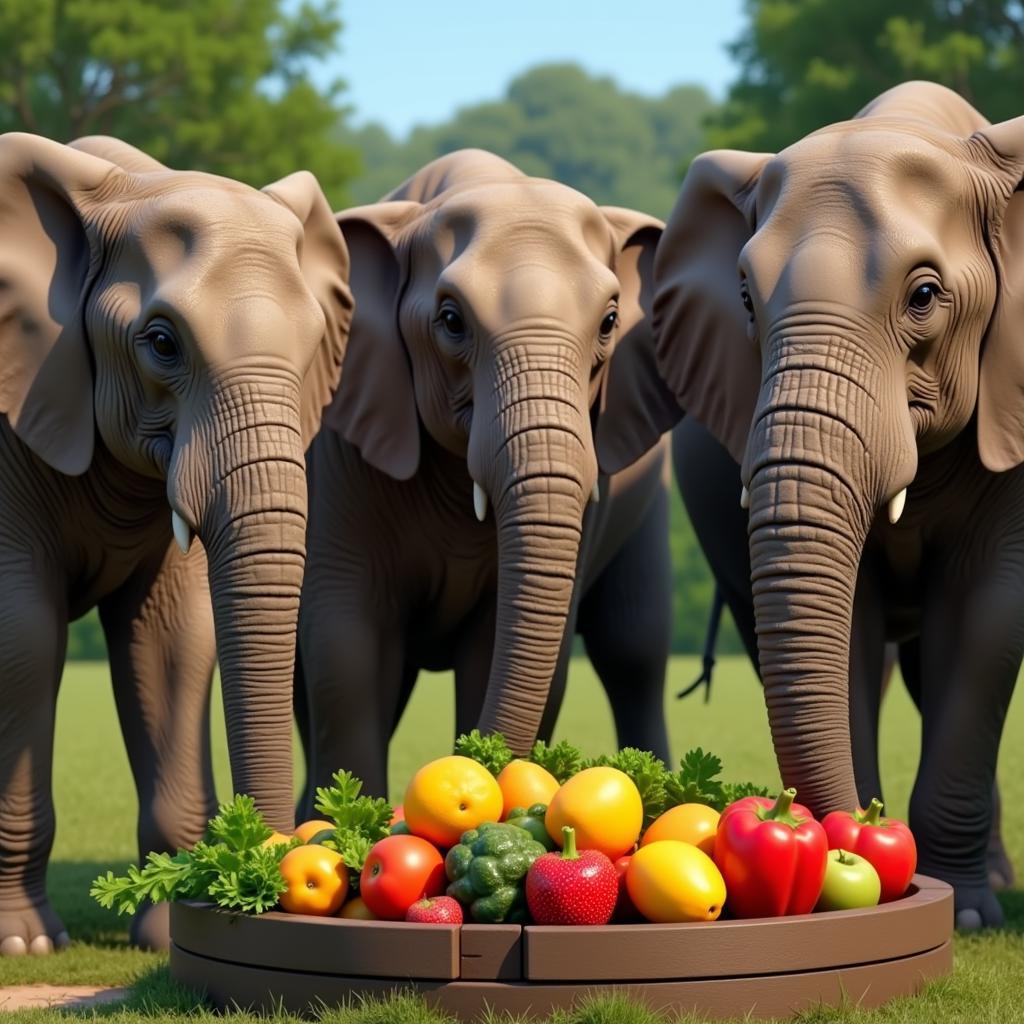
[821,798,917,903]
[713,788,827,917]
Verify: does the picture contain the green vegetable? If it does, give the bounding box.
[90,795,291,916]
[454,730,514,775]
[506,803,556,850]
[313,769,394,886]
[445,822,546,923]
[584,748,668,829]
[529,738,584,783]
[662,748,770,814]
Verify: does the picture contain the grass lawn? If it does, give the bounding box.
[0,655,1021,1022]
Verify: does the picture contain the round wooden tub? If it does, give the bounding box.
[169,874,952,1021]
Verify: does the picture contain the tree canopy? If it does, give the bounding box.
[707,0,1024,151]
[343,64,714,219]
[0,0,359,203]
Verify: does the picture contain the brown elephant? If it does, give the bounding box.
[0,134,352,953]
[635,82,1024,927]
[296,150,680,800]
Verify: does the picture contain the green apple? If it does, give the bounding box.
[815,849,881,912]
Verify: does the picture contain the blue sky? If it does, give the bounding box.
[322,1,745,137]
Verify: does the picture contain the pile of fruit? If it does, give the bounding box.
[92,733,916,927]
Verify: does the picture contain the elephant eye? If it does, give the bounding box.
[740,284,755,317]
[439,307,466,341]
[908,284,937,311]
[140,323,180,364]
[599,310,618,339]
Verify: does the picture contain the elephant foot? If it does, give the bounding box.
[0,898,70,956]
[130,901,170,951]
[953,884,1004,931]
[987,838,1016,892]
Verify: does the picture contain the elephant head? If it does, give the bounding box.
[329,150,677,753]
[649,83,1024,815]
[0,133,353,829]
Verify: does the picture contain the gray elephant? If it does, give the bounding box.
[0,134,352,953]
[296,150,680,801]
[629,82,1024,927]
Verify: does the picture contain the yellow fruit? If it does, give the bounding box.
[544,766,643,860]
[261,831,294,848]
[278,845,349,916]
[339,896,376,920]
[497,760,560,819]
[641,804,720,856]
[294,819,336,843]
[404,755,504,848]
[627,840,726,923]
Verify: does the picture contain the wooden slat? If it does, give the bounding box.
[170,902,460,980]
[170,939,952,1021]
[459,925,522,980]
[523,875,952,981]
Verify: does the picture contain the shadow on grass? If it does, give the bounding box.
[996,887,1024,933]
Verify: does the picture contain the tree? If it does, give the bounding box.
[342,64,715,219]
[707,0,1024,152]
[0,0,359,204]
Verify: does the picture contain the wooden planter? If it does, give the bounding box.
[169,874,952,1021]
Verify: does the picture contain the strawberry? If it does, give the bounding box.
[525,826,618,925]
[405,896,463,925]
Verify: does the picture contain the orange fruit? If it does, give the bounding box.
[261,831,294,848]
[496,760,560,819]
[339,896,376,920]
[294,819,336,843]
[641,804,720,856]
[545,766,643,860]
[404,755,503,848]
[278,845,349,915]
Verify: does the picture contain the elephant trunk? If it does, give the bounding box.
[471,351,595,754]
[745,357,905,818]
[172,373,307,832]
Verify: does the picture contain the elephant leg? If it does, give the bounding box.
[912,568,1024,929]
[293,648,314,821]
[0,559,69,956]
[100,541,218,951]
[577,485,672,762]
[848,561,887,810]
[299,584,404,799]
[454,600,497,738]
[672,418,759,669]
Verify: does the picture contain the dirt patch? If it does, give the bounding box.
[0,985,129,1011]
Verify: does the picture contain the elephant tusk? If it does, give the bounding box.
[740,486,750,510]
[888,488,907,525]
[171,510,193,553]
[473,481,489,522]
[591,480,600,503]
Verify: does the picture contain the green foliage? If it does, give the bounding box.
[90,794,287,915]
[453,730,514,775]
[313,769,393,880]
[662,748,769,813]
[0,0,359,204]
[529,738,585,783]
[341,64,715,218]
[708,0,1024,152]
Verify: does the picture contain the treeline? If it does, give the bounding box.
[6,0,1022,657]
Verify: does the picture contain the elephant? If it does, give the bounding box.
[295,149,681,801]
[0,133,352,954]
[626,81,1024,927]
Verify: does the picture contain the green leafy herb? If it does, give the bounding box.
[528,739,584,783]
[453,730,514,775]
[205,794,273,850]
[585,748,668,827]
[721,780,772,804]
[661,748,769,813]
[313,769,394,887]
[90,851,193,916]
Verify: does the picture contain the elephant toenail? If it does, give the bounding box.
[28,935,53,955]
[0,935,27,956]
[955,908,983,930]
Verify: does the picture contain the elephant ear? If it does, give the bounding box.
[971,116,1024,472]
[0,133,116,475]
[326,201,422,480]
[594,206,683,474]
[263,171,355,449]
[653,150,772,464]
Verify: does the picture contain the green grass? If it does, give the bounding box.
[1,656,1021,1022]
